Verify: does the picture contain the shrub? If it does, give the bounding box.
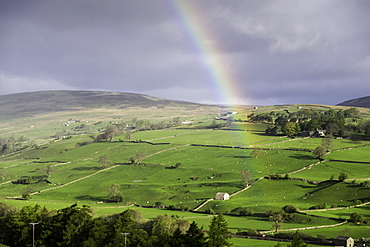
[282,205,297,214]
[239,208,254,216]
[309,203,326,210]
[338,172,348,182]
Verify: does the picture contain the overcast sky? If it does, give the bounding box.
[1,0,369,106]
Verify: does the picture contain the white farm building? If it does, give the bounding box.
[215,192,230,201]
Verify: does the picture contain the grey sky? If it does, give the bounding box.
[0,0,369,105]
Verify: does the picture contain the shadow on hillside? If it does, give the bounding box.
[233,155,252,159]
[75,195,106,202]
[165,166,177,169]
[72,166,101,171]
[289,154,314,160]
[120,162,132,166]
[198,181,243,188]
[253,132,285,137]
[296,181,338,193]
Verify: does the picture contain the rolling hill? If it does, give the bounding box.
[0,90,209,117]
[1,90,370,246]
[0,90,223,140]
[337,95,370,108]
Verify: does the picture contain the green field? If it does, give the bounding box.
[1,98,370,245]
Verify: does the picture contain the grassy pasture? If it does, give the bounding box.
[0,103,220,140]
[131,208,339,233]
[231,238,327,247]
[260,137,322,150]
[261,137,369,151]
[32,163,242,208]
[202,179,314,214]
[202,179,370,214]
[247,136,292,146]
[141,145,316,180]
[1,101,370,241]
[306,204,370,219]
[298,223,370,239]
[327,145,370,162]
[0,132,346,208]
[294,160,370,181]
[129,128,270,146]
[0,134,321,211]
[226,122,270,131]
[0,159,38,169]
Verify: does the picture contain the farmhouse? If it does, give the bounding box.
[301,129,326,137]
[332,236,354,247]
[314,129,326,137]
[215,192,229,200]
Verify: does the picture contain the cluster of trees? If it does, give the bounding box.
[11,164,58,187]
[0,136,30,155]
[308,203,328,210]
[268,205,298,232]
[0,202,232,247]
[350,212,370,225]
[251,108,370,138]
[92,117,183,143]
[312,135,335,160]
[129,152,146,165]
[106,184,123,202]
[208,116,237,129]
[273,231,309,247]
[54,122,90,139]
[73,123,90,132]
[250,108,360,124]
[209,119,225,129]
[130,117,182,131]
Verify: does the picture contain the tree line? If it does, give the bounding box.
[91,117,183,143]
[0,202,232,247]
[0,136,31,155]
[249,108,370,138]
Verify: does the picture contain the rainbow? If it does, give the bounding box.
[169,1,246,106]
[169,1,256,150]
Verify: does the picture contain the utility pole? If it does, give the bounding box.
[121,232,130,247]
[29,223,39,247]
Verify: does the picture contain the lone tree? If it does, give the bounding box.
[338,172,348,182]
[107,184,122,202]
[0,170,7,180]
[270,210,285,232]
[240,171,253,186]
[124,130,133,140]
[208,214,232,247]
[251,148,261,159]
[44,164,57,178]
[172,117,181,126]
[104,125,119,142]
[21,191,31,200]
[313,145,326,160]
[183,221,207,246]
[129,152,146,164]
[322,134,334,152]
[265,125,278,135]
[287,231,308,247]
[98,155,112,169]
[365,122,370,139]
[282,122,301,137]
[282,205,297,214]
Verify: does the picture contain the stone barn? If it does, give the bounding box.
[333,236,354,247]
[215,192,229,200]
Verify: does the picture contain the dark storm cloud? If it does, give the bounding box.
[0,0,369,105]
